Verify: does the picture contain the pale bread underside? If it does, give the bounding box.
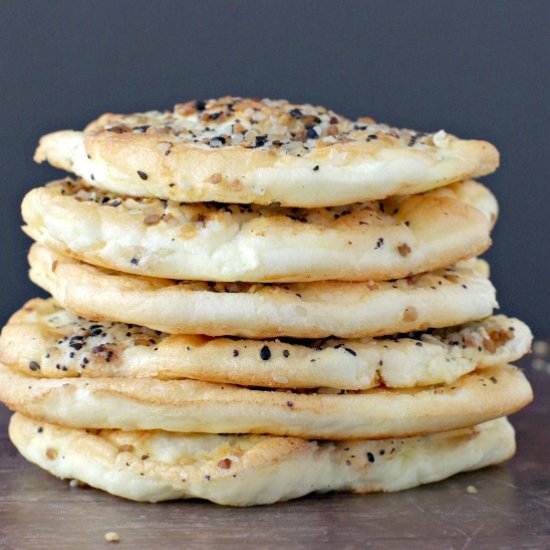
[1,298,531,390]
[28,245,497,338]
[0,363,532,439]
[21,179,497,282]
[33,97,499,207]
[9,413,515,506]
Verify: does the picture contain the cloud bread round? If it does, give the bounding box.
[1,298,532,391]
[9,413,515,506]
[33,97,499,208]
[0,363,532,439]
[22,178,497,283]
[29,245,497,338]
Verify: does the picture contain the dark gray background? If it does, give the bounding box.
[1,0,548,334]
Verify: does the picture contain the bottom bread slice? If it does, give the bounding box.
[9,413,515,506]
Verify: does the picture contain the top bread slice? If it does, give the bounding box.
[34,97,499,207]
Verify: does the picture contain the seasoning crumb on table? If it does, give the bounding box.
[105,531,120,543]
[466,485,478,494]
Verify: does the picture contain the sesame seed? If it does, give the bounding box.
[217,458,232,469]
[260,345,271,360]
[255,135,267,148]
[403,307,418,322]
[397,243,411,257]
[144,214,161,225]
[306,127,318,139]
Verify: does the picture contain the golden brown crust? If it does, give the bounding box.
[0,363,533,439]
[34,97,499,207]
[21,179,497,282]
[28,245,498,338]
[9,413,516,505]
[1,298,531,390]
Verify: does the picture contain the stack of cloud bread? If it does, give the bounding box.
[0,97,533,506]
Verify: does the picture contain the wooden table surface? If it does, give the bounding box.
[0,355,548,549]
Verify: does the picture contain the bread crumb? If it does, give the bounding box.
[466,485,478,494]
[105,532,120,543]
[45,447,57,460]
[402,306,418,322]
